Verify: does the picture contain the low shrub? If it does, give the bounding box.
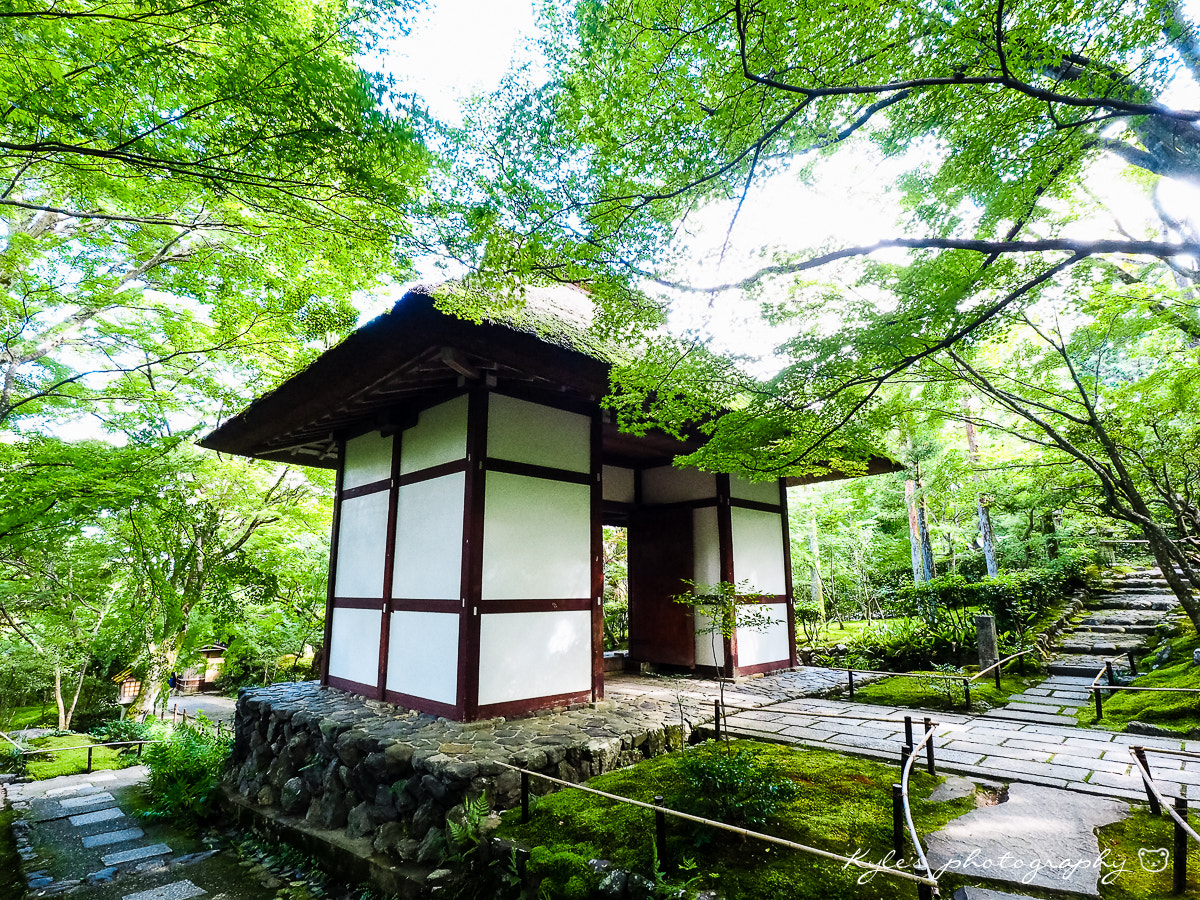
[845,618,939,670]
[527,846,599,899]
[141,716,231,829]
[672,742,798,829]
[89,717,160,747]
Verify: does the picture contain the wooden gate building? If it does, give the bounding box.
[202,285,800,720]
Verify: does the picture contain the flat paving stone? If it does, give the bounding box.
[123,880,207,900]
[926,783,1127,896]
[60,791,115,809]
[69,807,126,827]
[101,842,172,866]
[45,783,95,798]
[81,826,145,848]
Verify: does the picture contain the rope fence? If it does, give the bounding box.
[1128,746,1197,893]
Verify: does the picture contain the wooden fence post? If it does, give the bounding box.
[1174,796,1188,894]
[891,783,904,861]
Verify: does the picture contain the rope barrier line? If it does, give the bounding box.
[970,648,1039,683]
[900,725,940,896]
[493,760,940,888]
[1128,747,1200,844]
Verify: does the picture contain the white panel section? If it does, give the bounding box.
[387,611,458,705]
[399,395,468,476]
[393,473,465,599]
[343,432,393,490]
[736,604,791,667]
[488,394,591,473]
[693,606,725,668]
[729,475,781,505]
[602,466,635,503]
[693,507,722,589]
[642,466,715,504]
[482,473,591,600]
[731,507,787,595]
[328,607,381,687]
[477,611,591,705]
[334,491,389,598]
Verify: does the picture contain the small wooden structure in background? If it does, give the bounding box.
[203,286,895,721]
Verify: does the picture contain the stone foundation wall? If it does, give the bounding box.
[224,682,694,868]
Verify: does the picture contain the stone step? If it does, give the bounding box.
[981,708,1080,726]
[1048,658,1128,677]
[1069,623,1158,634]
[1057,636,1148,653]
[123,881,207,900]
[1083,598,1176,611]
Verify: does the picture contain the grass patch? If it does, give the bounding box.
[0,703,56,731]
[25,732,140,780]
[1076,619,1200,733]
[850,672,1040,714]
[1096,806,1199,900]
[498,740,975,900]
[803,618,887,647]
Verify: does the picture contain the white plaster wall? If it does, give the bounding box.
[693,605,725,668]
[343,432,393,489]
[334,491,389,598]
[488,394,590,473]
[731,507,787,595]
[602,466,635,503]
[328,606,381,687]
[477,610,591,705]
[735,604,790,667]
[400,395,468,475]
[482,473,591,600]
[693,506,721,589]
[642,465,715,504]
[729,475,781,505]
[393,472,464,599]
[386,611,458,705]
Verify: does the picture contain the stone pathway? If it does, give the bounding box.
[2,766,276,900]
[718,694,1200,802]
[982,568,1182,728]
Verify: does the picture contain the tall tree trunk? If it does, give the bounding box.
[127,639,181,721]
[962,405,999,576]
[809,521,825,619]
[915,461,936,581]
[905,479,926,583]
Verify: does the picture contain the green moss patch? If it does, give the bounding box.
[851,673,1039,713]
[1096,806,1198,900]
[498,741,975,900]
[25,732,139,780]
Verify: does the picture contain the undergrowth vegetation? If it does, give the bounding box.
[141,715,231,830]
[499,740,971,900]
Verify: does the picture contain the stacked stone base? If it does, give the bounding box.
[224,681,694,879]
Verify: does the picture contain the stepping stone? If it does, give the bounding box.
[81,826,145,848]
[45,783,94,798]
[69,807,126,827]
[953,888,1046,900]
[101,842,172,866]
[926,783,1127,896]
[123,881,206,900]
[60,791,115,809]
[982,709,1079,726]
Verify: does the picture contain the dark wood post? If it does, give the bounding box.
[1133,747,1161,814]
[963,679,971,710]
[1105,661,1116,687]
[891,783,904,861]
[654,795,667,870]
[86,745,93,774]
[1128,650,1138,676]
[904,715,913,748]
[847,669,855,699]
[1094,688,1103,721]
[714,700,722,741]
[924,718,936,776]
[1174,796,1187,894]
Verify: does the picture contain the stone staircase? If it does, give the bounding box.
[982,567,1182,727]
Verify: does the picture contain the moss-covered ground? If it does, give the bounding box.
[24,732,140,779]
[498,740,976,900]
[0,704,56,731]
[1075,618,1200,733]
[849,672,1041,713]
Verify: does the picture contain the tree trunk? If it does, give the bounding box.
[809,521,825,619]
[905,479,926,583]
[962,408,999,577]
[915,462,936,581]
[127,639,181,721]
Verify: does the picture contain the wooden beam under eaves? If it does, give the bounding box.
[439,346,480,379]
